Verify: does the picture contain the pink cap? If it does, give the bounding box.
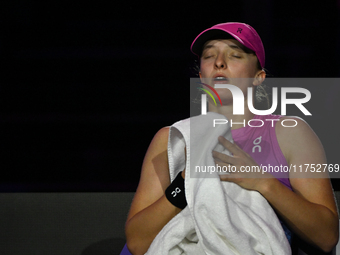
[191,22,265,68]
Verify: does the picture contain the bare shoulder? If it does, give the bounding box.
[150,126,170,148]
[275,116,315,140]
[126,127,171,221]
[275,116,325,165]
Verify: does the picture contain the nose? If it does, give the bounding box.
[215,53,227,69]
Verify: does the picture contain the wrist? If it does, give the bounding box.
[165,171,187,209]
[256,176,278,196]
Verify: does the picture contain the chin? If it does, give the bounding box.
[215,88,233,101]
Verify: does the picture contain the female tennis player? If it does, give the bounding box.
[122,22,338,255]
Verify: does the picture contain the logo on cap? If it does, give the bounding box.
[237,28,242,33]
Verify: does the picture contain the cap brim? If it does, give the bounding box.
[191,29,238,56]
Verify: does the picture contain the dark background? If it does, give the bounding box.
[1,1,340,191]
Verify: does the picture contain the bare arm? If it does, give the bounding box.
[214,117,338,252]
[270,117,338,252]
[125,127,183,255]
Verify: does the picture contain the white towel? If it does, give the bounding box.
[146,112,291,255]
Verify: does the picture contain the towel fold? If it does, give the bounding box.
[146,112,291,255]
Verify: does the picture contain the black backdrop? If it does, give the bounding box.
[1,1,340,191]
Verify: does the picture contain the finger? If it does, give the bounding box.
[219,172,241,182]
[214,161,233,169]
[214,161,236,175]
[212,150,237,165]
[217,136,241,155]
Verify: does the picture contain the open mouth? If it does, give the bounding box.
[214,77,228,81]
[214,76,229,83]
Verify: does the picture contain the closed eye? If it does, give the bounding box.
[203,54,215,59]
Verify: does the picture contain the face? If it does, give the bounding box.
[199,39,264,104]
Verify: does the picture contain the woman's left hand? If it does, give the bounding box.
[212,136,273,192]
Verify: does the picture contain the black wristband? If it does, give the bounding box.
[165,171,187,209]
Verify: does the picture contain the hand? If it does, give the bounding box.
[212,136,273,191]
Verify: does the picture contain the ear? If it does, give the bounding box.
[253,69,266,86]
[199,71,204,83]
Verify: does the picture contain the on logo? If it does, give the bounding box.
[252,136,262,153]
[171,187,181,197]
